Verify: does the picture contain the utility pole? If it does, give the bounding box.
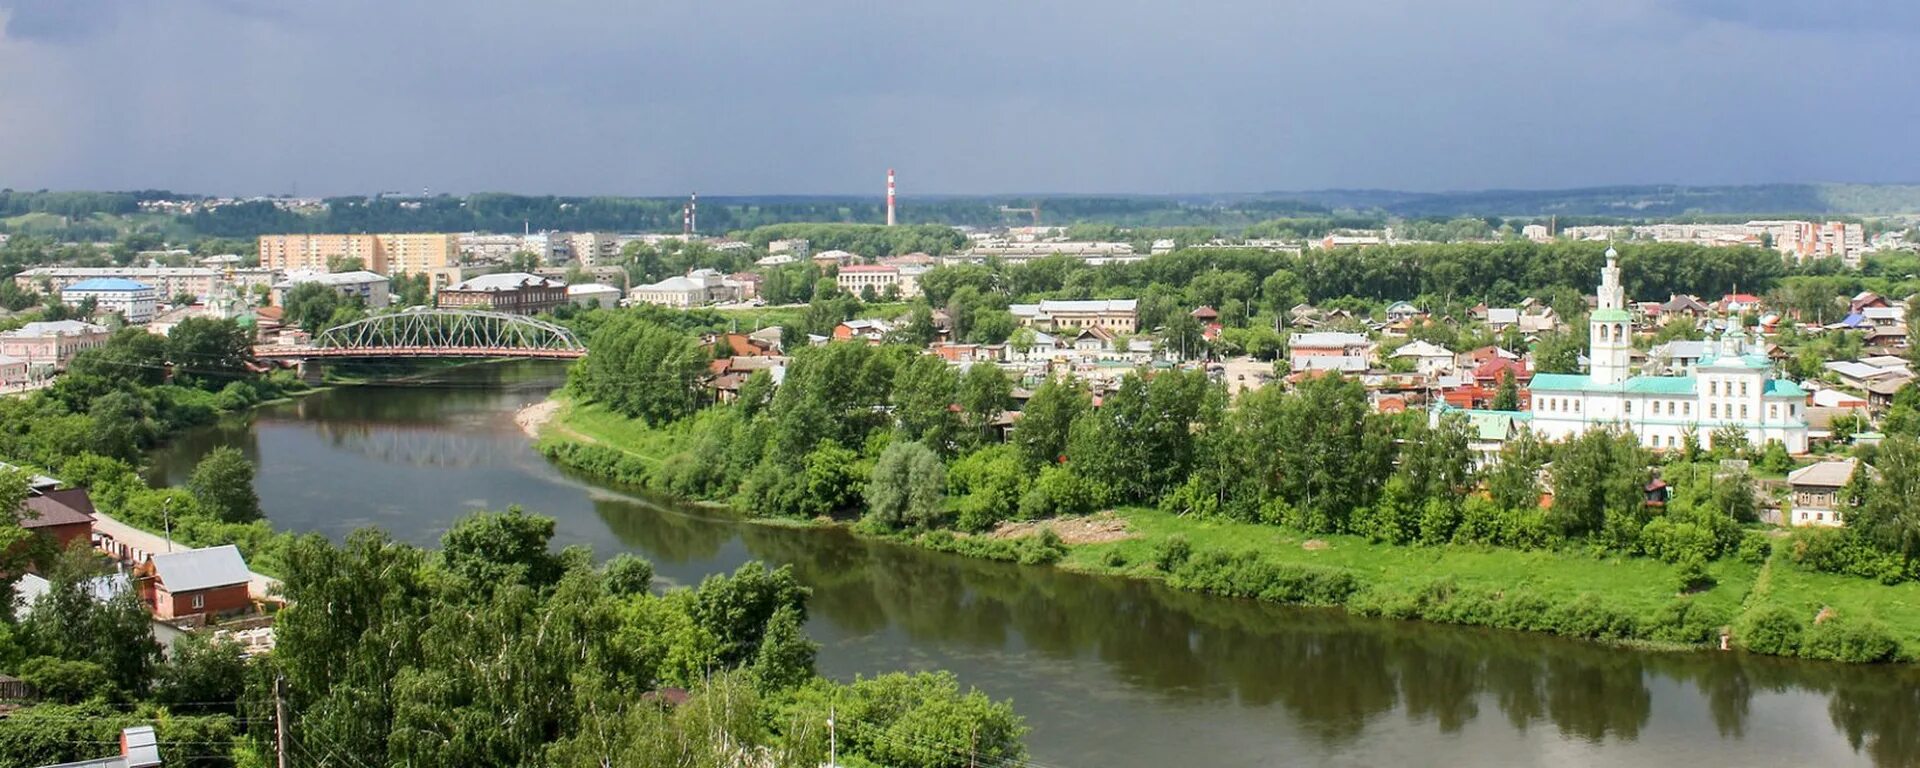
[274,676,289,768]
[162,498,173,553]
[828,704,837,768]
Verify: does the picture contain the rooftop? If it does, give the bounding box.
[150,544,251,593]
[63,277,156,292]
[2,320,108,337]
[446,272,564,292]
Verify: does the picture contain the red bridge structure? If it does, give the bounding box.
[256,309,586,362]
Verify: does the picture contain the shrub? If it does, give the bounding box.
[1151,535,1192,572]
[1639,517,1716,564]
[948,446,1031,532]
[1735,532,1772,565]
[1017,466,1104,520]
[1016,528,1067,565]
[1548,594,1639,640]
[1673,554,1716,593]
[19,657,115,704]
[1645,599,1730,645]
[1417,499,1460,546]
[1736,606,1806,656]
[1801,616,1901,663]
[1102,549,1129,568]
[1167,548,1358,606]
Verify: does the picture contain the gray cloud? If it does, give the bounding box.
[1,0,1916,197]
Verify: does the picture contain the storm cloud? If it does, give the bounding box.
[1,0,1915,196]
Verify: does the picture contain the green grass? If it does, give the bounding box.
[1749,557,1920,639]
[1065,508,1759,620]
[543,395,688,461]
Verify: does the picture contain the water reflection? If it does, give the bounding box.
[144,363,1920,768]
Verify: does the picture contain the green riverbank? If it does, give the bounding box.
[532,395,1920,665]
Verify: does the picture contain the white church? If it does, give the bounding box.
[1475,247,1809,454]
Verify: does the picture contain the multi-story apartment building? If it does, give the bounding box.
[257,233,461,275]
[380,233,461,275]
[568,232,619,266]
[835,264,905,297]
[258,234,385,273]
[436,272,567,315]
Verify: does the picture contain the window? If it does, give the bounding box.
[192,594,205,610]
[1684,402,1691,416]
[1770,405,1778,420]
[1667,435,1676,448]
[1710,404,1718,418]
[1709,380,1718,396]
[1741,381,1749,397]
[1741,405,1748,419]
[1573,400,1580,413]
[1625,401,1632,414]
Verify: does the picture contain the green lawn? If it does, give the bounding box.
[1065,508,1759,620]
[1749,557,1920,639]
[544,396,689,461]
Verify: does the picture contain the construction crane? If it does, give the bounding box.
[999,201,1041,227]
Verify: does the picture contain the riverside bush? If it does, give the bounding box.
[1638,517,1716,564]
[1167,549,1358,606]
[1735,532,1772,565]
[1151,535,1192,572]
[1673,554,1715,593]
[1645,599,1730,645]
[1786,528,1916,584]
[1801,616,1901,663]
[540,442,656,489]
[1736,606,1806,656]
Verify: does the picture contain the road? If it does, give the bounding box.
[91,511,283,601]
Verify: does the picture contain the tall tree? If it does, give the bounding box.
[186,446,262,524]
[1012,376,1088,468]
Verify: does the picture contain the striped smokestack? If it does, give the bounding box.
[886,169,896,227]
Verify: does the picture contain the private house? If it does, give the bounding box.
[1385,301,1424,323]
[20,487,97,551]
[1391,340,1455,376]
[136,545,252,621]
[1659,294,1711,324]
[832,319,893,343]
[1289,331,1373,374]
[1785,459,1871,528]
[436,272,567,315]
[0,320,110,372]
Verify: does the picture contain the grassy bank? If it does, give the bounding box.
[533,396,1920,664]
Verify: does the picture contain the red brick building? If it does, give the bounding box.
[435,272,567,315]
[137,544,253,620]
[20,487,96,551]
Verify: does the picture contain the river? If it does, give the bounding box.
[146,362,1920,768]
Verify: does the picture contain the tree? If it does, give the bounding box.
[1549,428,1650,546]
[1532,331,1585,374]
[438,506,566,594]
[165,317,252,386]
[865,441,946,531]
[751,605,817,692]
[602,553,655,597]
[187,446,262,524]
[568,315,706,425]
[958,363,1012,446]
[1855,436,1920,569]
[1012,376,1088,468]
[281,282,347,334]
[1492,370,1520,411]
[66,327,167,388]
[151,634,248,713]
[891,355,961,451]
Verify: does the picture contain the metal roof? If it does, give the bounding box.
[63,277,156,292]
[150,544,251,593]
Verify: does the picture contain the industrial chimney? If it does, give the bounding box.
[886,169,896,227]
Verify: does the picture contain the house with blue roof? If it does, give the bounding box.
[1439,248,1809,455]
[59,277,159,325]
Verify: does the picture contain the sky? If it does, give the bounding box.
[1,0,1917,197]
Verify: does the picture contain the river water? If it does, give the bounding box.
[147,362,1920,768]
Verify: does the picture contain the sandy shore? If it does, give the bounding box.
[515,399,561,439]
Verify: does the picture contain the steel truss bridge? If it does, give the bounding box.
[256,309,586,360]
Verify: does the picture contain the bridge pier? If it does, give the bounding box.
[298,359,325,386]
